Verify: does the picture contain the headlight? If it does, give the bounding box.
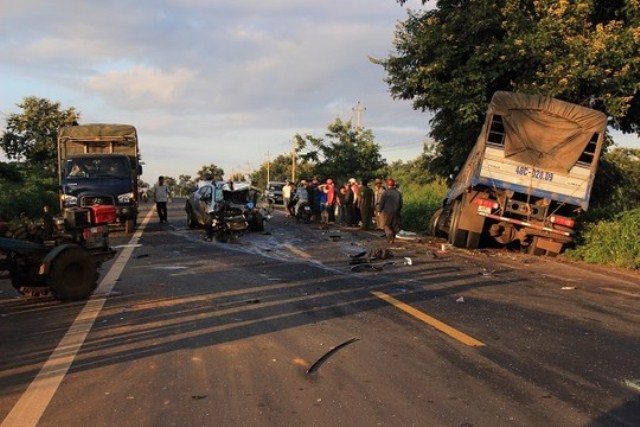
[117,192,135,204]
[61,194,78,207]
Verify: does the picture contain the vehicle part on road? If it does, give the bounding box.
[306,337,360,375]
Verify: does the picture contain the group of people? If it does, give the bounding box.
[282,176,403,243]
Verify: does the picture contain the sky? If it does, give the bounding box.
[1,1,638,185]
[0,0,436,184]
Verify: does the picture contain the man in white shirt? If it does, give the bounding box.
[153,176,171,223]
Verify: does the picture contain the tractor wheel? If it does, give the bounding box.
[47,248,98,301]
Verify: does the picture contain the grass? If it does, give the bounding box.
[399,179,448,233]
[567,208,640,269]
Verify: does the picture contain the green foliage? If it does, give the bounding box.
[296,118,387,183]
[568,208,640,269]
[587,147,640,219]
[399,179,448,232]
[1,96,80,173]
[196,164,224,181]
[0,162,59,220]
[379,0,640,174]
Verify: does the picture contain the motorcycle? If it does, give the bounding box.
[294,199,312,224]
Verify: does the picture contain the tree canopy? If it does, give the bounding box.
[295,117,387,183]
[381,0,640,174]
[196,164,224,181]
[1,96,80,173]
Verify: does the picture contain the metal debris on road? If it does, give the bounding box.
[561,286,577,290]
[306,337,360,375]
[191,395,208,400]
[134,253,150,259]
[456,296,465,303]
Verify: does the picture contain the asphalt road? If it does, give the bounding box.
[1,200,639,427]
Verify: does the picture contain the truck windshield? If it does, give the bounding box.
[64,158,130,179]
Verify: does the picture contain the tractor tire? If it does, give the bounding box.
[47,248,98,301]
[428,208,446,238]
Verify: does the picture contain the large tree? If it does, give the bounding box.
[379,0,640,175]
[1,97,80,173]
[196,163,224,181]
[296,117,387,183]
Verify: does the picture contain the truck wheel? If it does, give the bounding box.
[428,208,446,238]
[448,200,468,248]
[466,231,481,250]
[47,248,97,301]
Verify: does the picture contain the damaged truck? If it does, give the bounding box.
[430,91,608,256]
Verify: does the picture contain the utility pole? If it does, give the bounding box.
[266,150,270,185]
[353,101,366,134]
[291,138,296,183]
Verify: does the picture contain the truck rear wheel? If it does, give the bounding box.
[47,248,98,301]
[448,200,468,248]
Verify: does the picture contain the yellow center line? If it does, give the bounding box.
[282,243,313,259]
[371,291,485,347]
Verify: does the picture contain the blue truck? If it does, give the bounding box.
[57,124,142,232]
[430,91,608,255]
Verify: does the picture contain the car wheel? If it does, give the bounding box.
[186,203,198,229]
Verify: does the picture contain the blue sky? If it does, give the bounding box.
[1,0,638,184]
[0,0,434,183]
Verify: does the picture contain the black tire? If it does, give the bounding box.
[448,200,468,248]
[466,231,481,250]
[47,248,97,301]
[428,208,446,237]
[252,212,265,232]
[186,204,198,229]
[215,230,230,243]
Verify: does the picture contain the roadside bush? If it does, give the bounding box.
[0,162,58,221]
[399,179,448,232]
[567,208,640,269]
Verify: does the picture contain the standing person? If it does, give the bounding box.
[358,178,375,231]
[282,180,292,217]
[377,178,403,243]
[373,178,385,230]
[336,184,349,225]
[324,178,336,224]
[153,176,171,223]
[348,178,361,226]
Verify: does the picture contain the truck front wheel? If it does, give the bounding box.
[47,248,98,301]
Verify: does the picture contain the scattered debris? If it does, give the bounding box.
[479,268,495,276]
[456,296,465,303]
[351,264,383,272]
[306,337,359,375]
[191,395,208,400]
[246,298,261,304]
[561,286,576,291]
[134,253,150,259]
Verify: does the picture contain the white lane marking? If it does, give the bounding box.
[1,209,154,427]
